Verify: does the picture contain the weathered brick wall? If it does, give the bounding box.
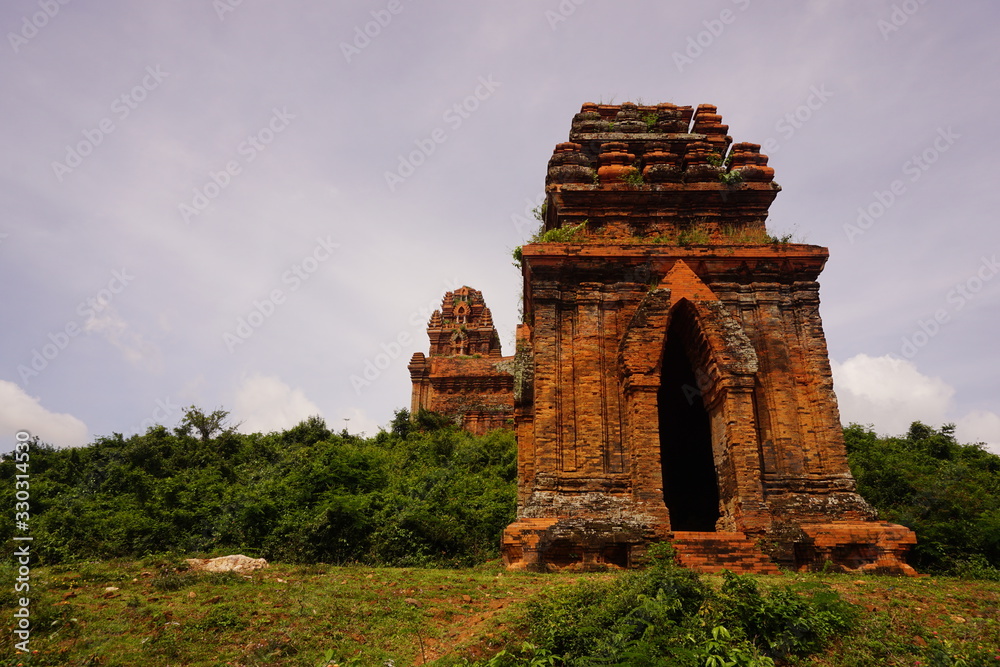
[408,287,514,434]
[501,102,917,574]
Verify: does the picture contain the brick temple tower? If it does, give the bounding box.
[501,102,916,574]
[408,286,515,435]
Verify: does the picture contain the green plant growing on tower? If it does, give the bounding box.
[538,221,587,243]
[678,225,711,246]
[531,201,546,222]
[722,224,770,245]
[511,246,524,269]
[512,221,589,268]
[719,169,744,186]
[621,168,644,187]
[766,231,795,244]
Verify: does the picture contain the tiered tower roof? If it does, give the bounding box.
[426,286,503,358]
[543,102,779,239]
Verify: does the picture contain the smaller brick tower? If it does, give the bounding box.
[408,287,515,435]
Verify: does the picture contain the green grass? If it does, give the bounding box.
[2,560,1000,666]
[0,559,603,666]
[782,571,1000,666]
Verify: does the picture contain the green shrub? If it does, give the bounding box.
[0,410,518,569]
[193,604,246,631]
[952,554,1000,581]
[712,572,858,660]
[484,544,855,665]
[846,422,1000,574]
[524,551,709,663]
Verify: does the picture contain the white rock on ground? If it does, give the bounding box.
[184,554,268,573]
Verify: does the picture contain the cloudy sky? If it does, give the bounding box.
[2,1,997,453]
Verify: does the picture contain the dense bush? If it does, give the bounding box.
[479,544,856,666]
[846,421,1000,576]
[0,408,517,567]
[4,410,999,579]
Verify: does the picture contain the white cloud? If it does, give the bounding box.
[956,410,1000,453]
[231,374,383,437]
[0,380,89,451]
[233,374,325,434]
[832,353,953,435]
[832,354,1000,454]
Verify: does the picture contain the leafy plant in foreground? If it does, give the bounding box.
[483,544,851,665]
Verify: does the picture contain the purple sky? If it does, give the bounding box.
[2,1,998,453]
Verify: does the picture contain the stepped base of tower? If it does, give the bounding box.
[789,521,918,575]
[501,518,917,575]
[501,517,667,571]
[669,532,780,574]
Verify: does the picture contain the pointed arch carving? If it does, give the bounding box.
[618,292,759,397]
[617,289,770,532]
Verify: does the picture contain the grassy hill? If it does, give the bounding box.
[3,411,1000,664]
[2,559,998,666]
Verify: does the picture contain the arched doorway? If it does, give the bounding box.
[658,309,721,531]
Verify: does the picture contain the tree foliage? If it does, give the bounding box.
[3,412,998,579]
[0,409,516,567]
[174,405,239,442]
[846,421,1000,576]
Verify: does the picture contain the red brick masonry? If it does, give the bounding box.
[408,287,514,435]
[499,102,917,574]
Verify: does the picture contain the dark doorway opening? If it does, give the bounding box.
[659,313,720,532]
